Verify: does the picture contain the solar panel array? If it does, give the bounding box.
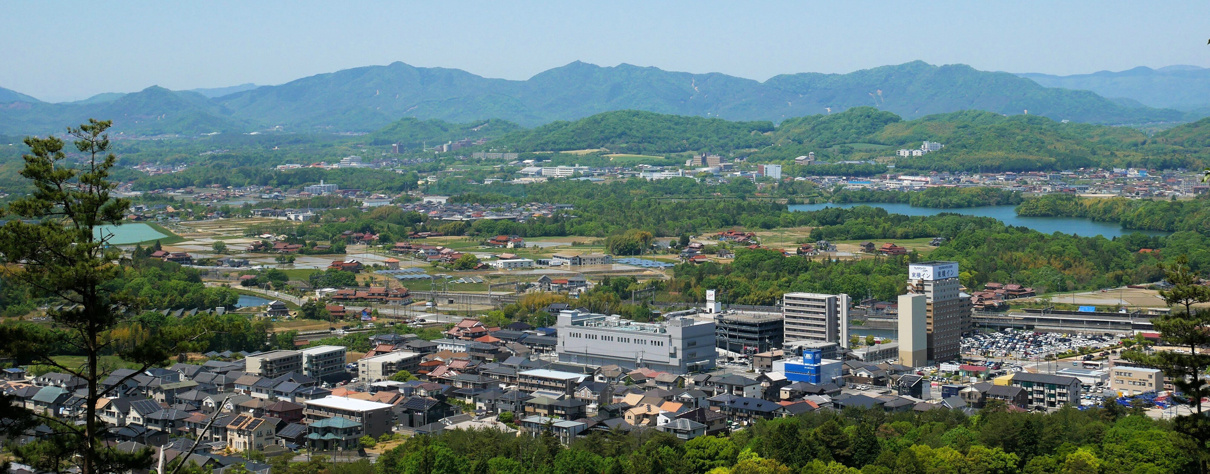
[376,268,426,275]
[390,273,434,281]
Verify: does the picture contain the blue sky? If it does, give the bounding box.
[3,1,1209,102]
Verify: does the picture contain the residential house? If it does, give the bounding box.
[658,418,707,441]
[676,407,728,435]
[524,396,588,420]
[519,416,586,445]
[227,414,276,452]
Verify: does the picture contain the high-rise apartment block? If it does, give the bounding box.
[906,261,966,363]
[782,293,850,349]
[898,294,927,367]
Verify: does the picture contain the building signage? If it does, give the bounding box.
[908,262,958,281]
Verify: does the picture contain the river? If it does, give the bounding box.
[787,203,1168,239]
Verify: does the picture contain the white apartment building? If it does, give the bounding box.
[782,293,850,349]
[300,345,347,380]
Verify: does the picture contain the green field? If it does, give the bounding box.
[281,268,321,280]
[44,355,142,374]
[607,154,670,165]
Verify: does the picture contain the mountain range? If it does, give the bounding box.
[0,61,1204,136]
[1018,66,1210,110]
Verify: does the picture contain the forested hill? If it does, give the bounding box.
[0,60,1201,135]
[474,107,1204,172]
[214,60,1193,130]
[366,117,523,150]
[0,86,248,136]
[488,110,774,154]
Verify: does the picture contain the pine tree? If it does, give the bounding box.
[0,120,208,473]
[1123,255,1210,473]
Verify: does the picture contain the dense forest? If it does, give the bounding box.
[361,405,1198,474]
[668,207,1171,305]
[831,187,1024,208]
[1016,194,1210,233]
[490,110,775,155]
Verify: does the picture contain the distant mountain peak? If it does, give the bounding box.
[0,86,43,104]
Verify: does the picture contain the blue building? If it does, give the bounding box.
[773,349,843,385]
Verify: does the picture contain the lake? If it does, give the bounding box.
[787,203,1168,239]
[235,294,271,308]
[94,223,170,245]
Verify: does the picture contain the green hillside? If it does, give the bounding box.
[765,62,1187,125]
[366,117,523,150]
[96,86,247,135]
[490,110,774,154]
[202,60,1198,131]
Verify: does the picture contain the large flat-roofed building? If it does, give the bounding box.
[517,369,588,395]
[303,396,394,438]
[489,258,535,270]
[300,345,347,380]
[358,351,422,383]
[1110,366,1163,396]
[782,293,850,348]
[244,350,302,378]
[783,340,840,360]
[550,253,613,266]
[304,180,338,195]
[556,310,715,373]
[715,311,784,354]
[851,342,900,364]
[907,262,966,363]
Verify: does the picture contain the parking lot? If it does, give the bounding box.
[961,328,1120,360]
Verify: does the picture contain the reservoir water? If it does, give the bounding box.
[235,294,271,308]
[787,203,1168,239]
[94,223,170,245]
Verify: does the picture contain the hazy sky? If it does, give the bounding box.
[4,1,1209,102]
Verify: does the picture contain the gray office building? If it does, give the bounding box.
[714,311,784,354]
[556,310,716,373]
[907,261,966,363]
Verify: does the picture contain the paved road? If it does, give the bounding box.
[219,283,308,306]
[213,282,466,325]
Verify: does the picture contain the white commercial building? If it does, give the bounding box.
[304,180,338,195]
[489,258,535,270]
[556,310,716,373]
